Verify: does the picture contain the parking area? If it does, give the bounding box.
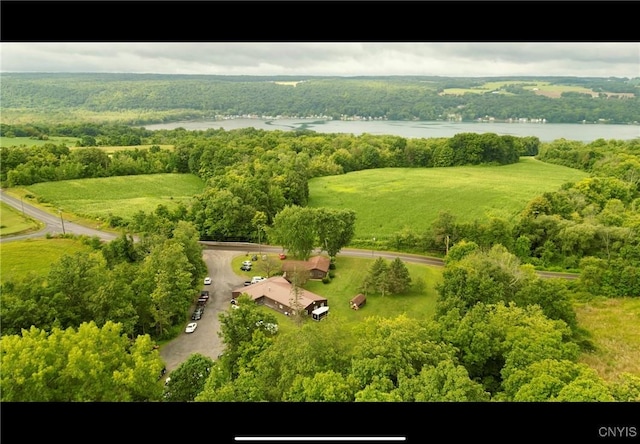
[159,248,247,373]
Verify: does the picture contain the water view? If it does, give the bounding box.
[143,118,640,143]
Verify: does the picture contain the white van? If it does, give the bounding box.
[251,276,266,284]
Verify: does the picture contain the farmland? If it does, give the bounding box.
[308,157,589,242]
[21,173,205,221]
[0,237,93,283]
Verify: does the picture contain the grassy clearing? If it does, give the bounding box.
[21,173,205,221]
[0,238,93,283]
[234,253,442,338]
[69,144,175,153]
[308,158,588,242]
[574,297,640,383]
[440,80,600,98]
[0,202,42,236]
[0,136,80,148]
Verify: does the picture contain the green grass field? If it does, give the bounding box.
[308,158,589,242]
[575,297,640,383]
[21,173,206,220]
[233,253,442,339]
[0,202,42,236]
[0,238,93,283]
[0,136,80,148]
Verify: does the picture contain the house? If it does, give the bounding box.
[231,276,328,316]
[350,293,366,310]
[281,255,331,280]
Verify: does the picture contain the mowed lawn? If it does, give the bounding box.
[0,238,93,283]
[308,158,588,241]
[574,297,640,383]
[23,173,205,220]
[0,202,42,236]
[241,254,442,340]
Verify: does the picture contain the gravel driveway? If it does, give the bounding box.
[159,248,248,373]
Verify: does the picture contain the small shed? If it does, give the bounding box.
[311,305,329,321]
[350,294,366,310]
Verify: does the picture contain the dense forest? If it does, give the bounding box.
[2,73,639,124]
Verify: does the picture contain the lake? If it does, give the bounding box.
[142,118,640,143]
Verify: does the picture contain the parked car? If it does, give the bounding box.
[251,276,266,284]
[244,281,252,286]
[185,322,197,333]
[242,260,253,267]
[251,255,258,261]
[204,277,212,285]
[201,290,209,297]
[240,264,252,271]
[191,309,202,320]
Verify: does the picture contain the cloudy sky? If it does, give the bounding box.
[1,42,638,78]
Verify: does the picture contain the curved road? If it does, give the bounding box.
[1,189,119,242]
[1,189,580,279]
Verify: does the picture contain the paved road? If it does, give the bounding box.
[0,189,119,242]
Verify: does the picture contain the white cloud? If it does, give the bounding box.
[1,42,638,77]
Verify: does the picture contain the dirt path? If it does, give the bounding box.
[159,249,247,373]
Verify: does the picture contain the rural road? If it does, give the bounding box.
[1,189,580,372]
[0,189,119,242]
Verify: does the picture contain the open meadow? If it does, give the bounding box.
[0,202,42,236]
[574,297,640,383]
[20,173,205,221]
[308,157,589,242]
[0,238,93,283]
[440,80,603,97]
[0,135,80,148]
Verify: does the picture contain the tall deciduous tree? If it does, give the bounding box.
[315,208,356,258]
[164,353,214,402]
[0,321,164,401]
[269,205,316,260]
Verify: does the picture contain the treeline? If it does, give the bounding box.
[193,246,639,402]
[1,144,180,186]
[0,221,208,340]
[1,73,638,124]
[1,126,533,239]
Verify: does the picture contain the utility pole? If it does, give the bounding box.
[372,237,376,257]
[59,210,66,235]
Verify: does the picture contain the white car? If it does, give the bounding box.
[251,276,266,284]
[185,322,198,333]
[242,260,253,267]
[204,277,212,285]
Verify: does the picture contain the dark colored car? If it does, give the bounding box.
[192,309,203,320]
[240,264,252,271]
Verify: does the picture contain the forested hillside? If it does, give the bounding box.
[2,73,638,124]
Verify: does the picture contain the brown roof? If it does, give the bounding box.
[281,255,331,273]
[232,276,327,311]
[350,294,366,305]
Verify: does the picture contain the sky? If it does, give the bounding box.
[1,42,639,78]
